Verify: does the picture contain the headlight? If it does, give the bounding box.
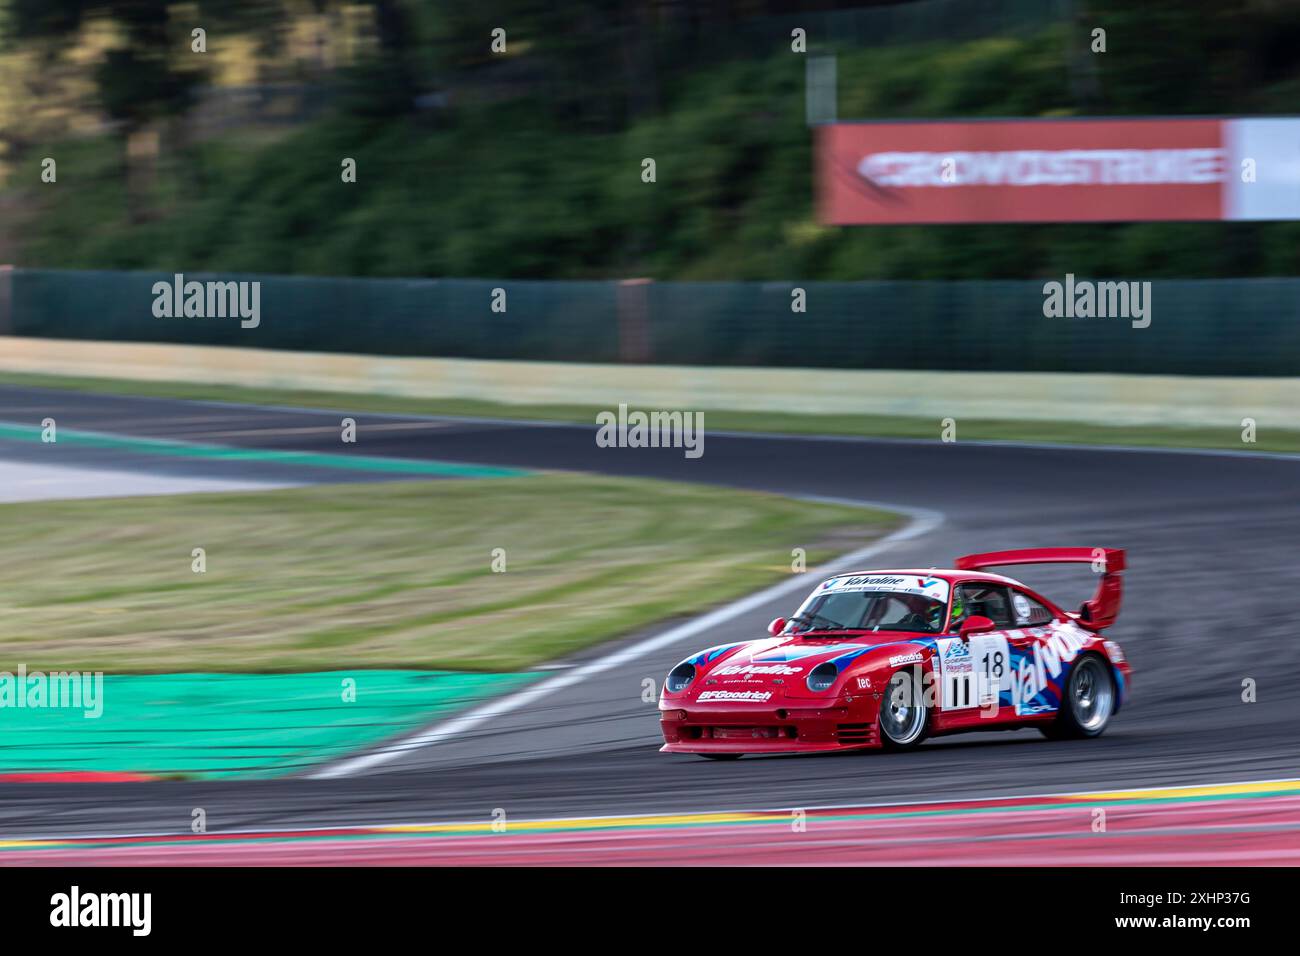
[666,662,696,693]
[806,662,838,693]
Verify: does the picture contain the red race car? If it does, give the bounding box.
[659,548,1131,759]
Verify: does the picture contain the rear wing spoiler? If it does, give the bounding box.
[954,548,1126,630]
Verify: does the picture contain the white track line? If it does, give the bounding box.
[310,498,944,779]
[0,460,294,503]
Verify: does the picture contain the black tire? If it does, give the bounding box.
[700,753,742,761]
[1039,653,1116,740]
[878,669,929,751]
[1038,720,1070,741]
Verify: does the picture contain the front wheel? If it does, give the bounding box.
[878,669,929,751]
[1040,653,1115,740]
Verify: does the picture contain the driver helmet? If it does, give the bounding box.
[928,595,955,630]
[945,594,966,630]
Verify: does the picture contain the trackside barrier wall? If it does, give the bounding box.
[4,269,1299,377]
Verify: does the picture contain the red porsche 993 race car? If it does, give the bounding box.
[659,548,1131,759]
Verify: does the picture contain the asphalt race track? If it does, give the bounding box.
[0,384,1298,845]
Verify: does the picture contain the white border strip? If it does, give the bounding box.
[4,337,1296,428]
[309,497,944,779]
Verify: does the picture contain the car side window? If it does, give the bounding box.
[1010,590,1055,626]
[950,583,1015,630]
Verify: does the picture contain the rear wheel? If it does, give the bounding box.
[1040,653,1115,740]
[879,669,929,751]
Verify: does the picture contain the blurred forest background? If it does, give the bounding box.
[1,0,1298,280]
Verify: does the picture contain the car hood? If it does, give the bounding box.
[685,633,934,701]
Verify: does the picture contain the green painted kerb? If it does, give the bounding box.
[0,670,537,778]
[0,422,528,478]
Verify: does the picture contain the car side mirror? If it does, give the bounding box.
[767,617,786,636]
[959,615,996,637]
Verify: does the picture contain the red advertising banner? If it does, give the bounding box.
[816,117,1300,224]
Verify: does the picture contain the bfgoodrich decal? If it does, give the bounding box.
[698,690,772,702]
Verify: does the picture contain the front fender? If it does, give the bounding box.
[839,644,935,698]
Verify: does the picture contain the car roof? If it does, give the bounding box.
[832,569,1030,588]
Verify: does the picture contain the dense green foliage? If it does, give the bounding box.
[9,1,1300,279]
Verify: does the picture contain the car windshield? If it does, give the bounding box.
[787,574,951,634]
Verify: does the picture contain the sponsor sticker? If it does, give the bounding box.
[935,634,1010,711]
[970,633,1011,707]
[816,574,950,601]
[698,690,773,703]
[714,663,802,676]
[1009,621,1089,715]
[889,652,924,667]
[937,637,974,710]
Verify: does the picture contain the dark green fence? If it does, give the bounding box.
[3,269,1297,376]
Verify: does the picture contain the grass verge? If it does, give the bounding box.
[1,371,1296,453]
[0,671,539,779]
[0,473,896,673]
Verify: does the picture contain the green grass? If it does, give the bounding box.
[0,474,895,673]
[2,371,1296,453]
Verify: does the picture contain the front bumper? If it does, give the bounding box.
[658,697,880,753]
